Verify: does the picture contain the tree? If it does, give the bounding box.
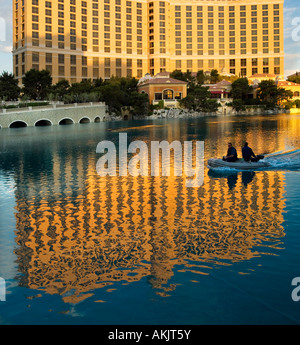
[170,70,186,82]
[50,79,70,101]
[231,78,251,100]
[170,70,196,87]
[99,84,127,114]
[287,72,300,84]
[129,91,149,116]
[257,80,278,106]
[184,70,196,88]
[196,70,206,85]
[276,88,293,106]
[22,69,52,100]
[210,69,221,84]
[201,98,220,112]
[227,99,246,112]
[68,79,94,96]
[0,72,20,101]
[179,86,219,112]
[257,80,293,108]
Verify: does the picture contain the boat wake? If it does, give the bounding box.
[207,149,300,172]
[263,149,300,170]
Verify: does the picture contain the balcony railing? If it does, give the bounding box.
[153,99,180,108]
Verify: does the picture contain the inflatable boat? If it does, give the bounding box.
[208,158,271,170]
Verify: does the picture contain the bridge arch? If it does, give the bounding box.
[94,116,101,123]
[59,118,75,125]
[35,119,53,126]
[79,117,91,124]
[9,120,28,128]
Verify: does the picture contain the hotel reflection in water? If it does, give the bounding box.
[8,117,300,304]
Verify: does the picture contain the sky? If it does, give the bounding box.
[0,0,299,78]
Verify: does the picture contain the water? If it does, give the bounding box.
[0,114,299,325]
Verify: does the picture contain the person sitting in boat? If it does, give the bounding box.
[242,142,257,162]
[223,143,238,162]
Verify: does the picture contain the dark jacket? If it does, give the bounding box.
[227,147,237,160]
[242,146,255,161]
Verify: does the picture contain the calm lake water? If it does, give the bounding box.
[0,114,300,325]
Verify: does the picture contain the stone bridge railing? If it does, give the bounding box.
[0,102,107,129]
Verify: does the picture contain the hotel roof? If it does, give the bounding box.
[249,73,277,79]
[138,77,187,86]
[277,80,300,87]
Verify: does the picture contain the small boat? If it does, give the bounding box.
[208,158,271,170]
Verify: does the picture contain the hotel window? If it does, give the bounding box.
[263,67,269,73]
[208,60,214,69]
[187,60,192,69]
[274,67,280,75]
[32,52,39,63]
[70,55,76,65]
[82,56,87,66]
[82,67,87,77]
[263,58,269,66]
[58,66,65,76]
[241,59,247,67]
[252,68,258,75]
[58,54,64,64]
[241,68,247,77]
[230,59,235,67]
[219,60,225,68]
[71,67,76,77]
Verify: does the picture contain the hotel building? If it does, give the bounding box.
[12,0,284,85]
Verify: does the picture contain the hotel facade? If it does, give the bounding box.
[12,0,284,85]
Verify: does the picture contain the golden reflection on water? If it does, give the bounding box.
[11,115,300,303]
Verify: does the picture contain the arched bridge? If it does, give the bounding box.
[0,102,107,129]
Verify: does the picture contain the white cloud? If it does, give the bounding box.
[284,53,300,77]
[0,44,12,53]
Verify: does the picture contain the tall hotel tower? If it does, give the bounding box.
[12,0,284,84]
